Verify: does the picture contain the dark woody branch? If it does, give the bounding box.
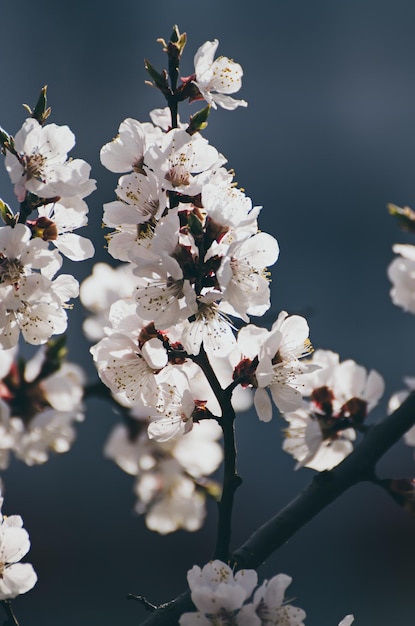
[140,391,415,625]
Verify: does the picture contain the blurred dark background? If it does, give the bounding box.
[1,0,415,624]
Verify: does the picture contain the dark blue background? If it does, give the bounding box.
[1,1,415,624]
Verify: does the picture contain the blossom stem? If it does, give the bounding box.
[166,96,178,130]
[1,601,20,626]
[17,198,32,224]
[191,347,242,562]
[140,391,415,625]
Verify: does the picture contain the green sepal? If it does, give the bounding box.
[187,105,211,135]
[0,127,15,155]
[23,85,51,125]
[0,199,17,226]
[188,211,204,239]
[144,59,170,93]
[169,25,186,56]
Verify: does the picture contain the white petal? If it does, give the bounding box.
[254,387,273,422]
[55,233,95,261]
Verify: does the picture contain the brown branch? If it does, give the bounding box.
[140,391,415,625]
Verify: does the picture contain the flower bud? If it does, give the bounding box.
[23,85,51,125]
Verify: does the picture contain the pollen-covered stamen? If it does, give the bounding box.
[137,218,156,240]
[19,153,46,182]
[165,160,191,188]
[0,255,24,285]
[137,276,186,318]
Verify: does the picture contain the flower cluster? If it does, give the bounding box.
[282,350,384,471]
[0,495,37,600]
[0,91,95,349]
[179,559,353,626]
[78,34,317,533]
[90,83,312,439]
[0,340,85,466]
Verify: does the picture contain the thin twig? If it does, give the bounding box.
[1,601,20,626]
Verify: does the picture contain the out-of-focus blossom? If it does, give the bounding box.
[0,496,37,600]
[388,376,415,453]
[80,262,138,341]
[238,573,306,626]
[0,345,85,466]
[282,350,384,471]
[179,560,258,625]
[104,417,222,534]
[388,243,415,314]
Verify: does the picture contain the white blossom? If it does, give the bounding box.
[105,417,222,534]
[193,40,248,110]
[35,196,94,261]
[238,573,306,626]
[179,560,258,625]
[145,128,222,195]
[103,170,165,228]
[5,117,95,201]
[388,376,415,453]
[0,497,37,600]
[100,117,162,174]
[282,350,384,471]
[388,243,415,314]
[80,262,139,341]
[0,348,85,466]
[236,312,315,421]
[0,273,74,349]
[217,232,279,321]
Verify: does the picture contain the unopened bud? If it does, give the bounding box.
[388,203,415,234]
[23,85,51,125]
[0,199,16,226]
[187,105,211,135]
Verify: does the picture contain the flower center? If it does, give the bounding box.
[0,257,24,285]
[20,153,46,181]
[165,162,191,187]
